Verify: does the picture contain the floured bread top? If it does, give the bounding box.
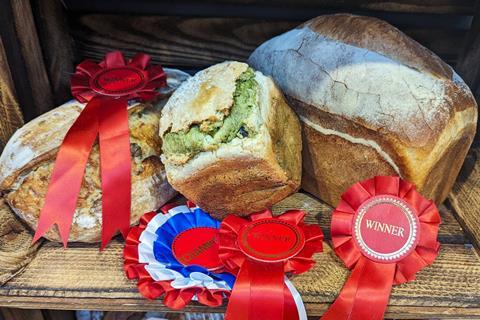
[248,14,477,147]
[159,61,249,136]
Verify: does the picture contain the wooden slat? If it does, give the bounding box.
[0,0,53,121]
[0,193,476,318]
[31,0,75,105]
[449,148,480,250]
[63,0,477,15]
[69,15,466,70]
[8,0,54,118]
[0,308,44,320]
[0,36,23,150]
[0,241,479,318]
[456,2,480,143]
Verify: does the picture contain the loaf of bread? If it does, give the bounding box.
[159,61,302,217]
[249,14,478,206]
[0,68,190,242]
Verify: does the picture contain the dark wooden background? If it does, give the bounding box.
[0,1,480,319]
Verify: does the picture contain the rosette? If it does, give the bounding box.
[219,209,323,320]
[123,202,233,309]
[321,176,441,320]
[33,51,167,248]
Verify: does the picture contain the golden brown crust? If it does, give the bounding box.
[302,123,397,206]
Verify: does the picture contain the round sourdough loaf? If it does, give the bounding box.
[248,14,478,206]
[159,61,302,217]
[0,68,189,242]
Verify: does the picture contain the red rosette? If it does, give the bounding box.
[123,204,231,310]
[219,209,323,320]
[33,51,166,249]
[322,176,441,320]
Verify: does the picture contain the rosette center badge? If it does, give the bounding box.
[238,218,306,262]
[353,195,419,263]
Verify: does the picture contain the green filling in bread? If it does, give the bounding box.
[162,67,258,161]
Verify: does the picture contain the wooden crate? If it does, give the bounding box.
[0,0,480,319]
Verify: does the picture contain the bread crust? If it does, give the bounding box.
[0,68,189,242]
[161,63,302,217]
[249,14,478,206]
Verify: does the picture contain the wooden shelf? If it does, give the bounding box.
[0,193,479,319]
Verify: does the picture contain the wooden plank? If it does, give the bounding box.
[0,36,23,150]
[0,192,475,318]
[0,241,478,318]
[31,0,75,106]
[0,0,53,120]
[456,2,480,143]
[69,15,466,69]
[0,308,44,320]
[449,147,480,250]
[63,0,477,15]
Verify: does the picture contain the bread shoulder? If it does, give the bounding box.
[159,61,249,136]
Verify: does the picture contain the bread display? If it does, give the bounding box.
[249,14,478,206]
[159,61,302,217]
[0,68,190,242]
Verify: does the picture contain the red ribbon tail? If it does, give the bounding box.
[33,98,101,247]
[99,97,132,250]
[226,260,286,320]
[321,256,395,320]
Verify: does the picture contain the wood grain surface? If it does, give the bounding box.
[0,193,478,318]
[8,0,53,117]
[0,37,23,151]
[63,0,477,15]
[450,147,480,251]
[31,0,75,106]
[69,15,466,71]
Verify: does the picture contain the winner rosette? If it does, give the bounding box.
[33,51,167,248]
[123,202,234,309]
[219,209,323,320]
[322,176,441,320]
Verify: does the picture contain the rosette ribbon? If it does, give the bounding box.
[124,202,234,309]
[321,176,441,320]
[32,51,166,248]
[219,209,323,320]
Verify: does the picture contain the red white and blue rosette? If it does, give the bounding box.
[123,202,234,309]
[124,202,309,317]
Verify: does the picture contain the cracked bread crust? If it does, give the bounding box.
[160,64,302,217]
[249,14,478,206]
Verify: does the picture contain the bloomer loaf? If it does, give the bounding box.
[159,61,302,217]
[249,14,478,206]
[0,68,189,242]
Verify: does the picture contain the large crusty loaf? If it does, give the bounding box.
[249,14,478,206]
[0,68,190,242]
[159,61,302,217]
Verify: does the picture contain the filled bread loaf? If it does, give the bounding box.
[0,68,190,242]
[249,14,478,206]
[159,61,302,217]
